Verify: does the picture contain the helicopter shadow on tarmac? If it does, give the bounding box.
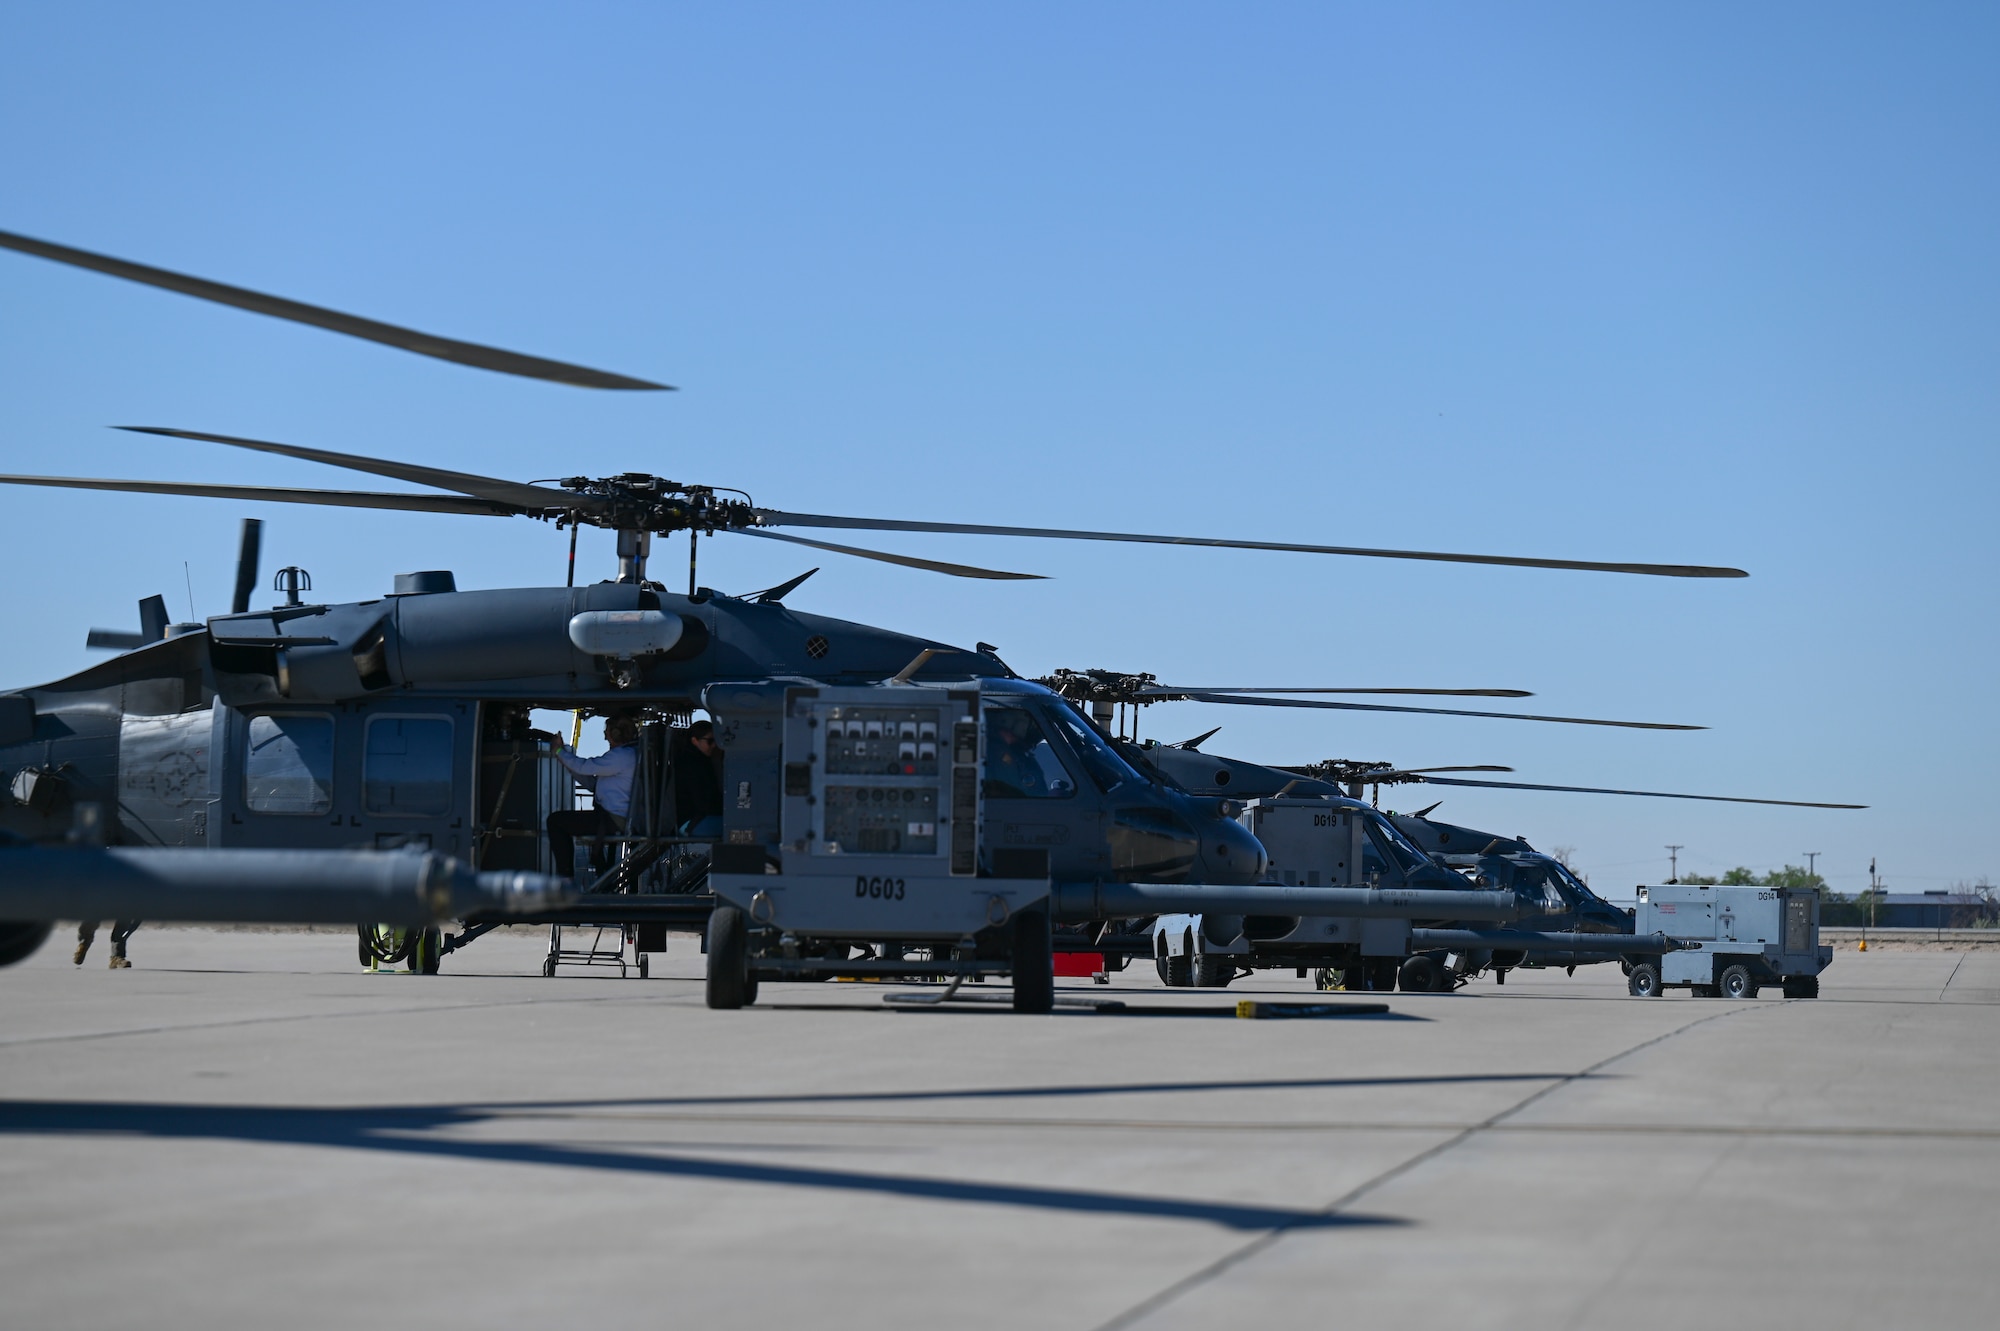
[0,1097,1410,1233]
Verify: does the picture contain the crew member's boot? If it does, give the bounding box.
[73,931,92,966]
[109,956,131,969]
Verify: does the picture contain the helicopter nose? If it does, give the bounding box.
[1197,814,1267,885]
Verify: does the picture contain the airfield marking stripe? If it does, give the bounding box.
[1092,1001,1767,1331]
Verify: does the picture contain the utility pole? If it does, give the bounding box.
[1867,857,1878,940]
[1666,845,1684,883]
[1804,851,1821,884]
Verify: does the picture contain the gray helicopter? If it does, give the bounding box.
[0,228,1751,976]
[1119,743,1861,990]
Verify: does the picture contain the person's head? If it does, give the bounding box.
[604,714,640,748]
[688,718,717,756]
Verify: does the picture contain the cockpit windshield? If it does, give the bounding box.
[1547,859,1603,904]
[1365,811,1435,875]
[1042,703,1146,794]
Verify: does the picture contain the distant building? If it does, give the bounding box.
[1858,891,1999,929]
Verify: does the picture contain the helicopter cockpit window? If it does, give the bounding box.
[364,716,455,817]
[1042,705,1143,794]
[244,713,334,815]
[1368,815,1432,875]
[1547,860,1602,906]
[1363,817,1429,880]
[982,707,1074,799]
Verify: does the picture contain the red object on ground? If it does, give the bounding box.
[1053,952,1104,977]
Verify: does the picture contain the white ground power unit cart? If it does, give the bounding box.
[1626,883,1832,998]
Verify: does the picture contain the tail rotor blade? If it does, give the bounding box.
[231,518,263,615]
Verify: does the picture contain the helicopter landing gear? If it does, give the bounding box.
[1397,954,1449,993]
[1311,966,1344,991]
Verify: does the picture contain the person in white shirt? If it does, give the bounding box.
[538,714,639,878]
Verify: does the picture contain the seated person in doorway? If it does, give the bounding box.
[539,713,639,879]
[670,719,723,838]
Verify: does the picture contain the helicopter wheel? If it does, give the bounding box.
[1398,955,1447,993]
[1311,966,1344,992]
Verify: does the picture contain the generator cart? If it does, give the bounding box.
[703,679,1055,1011]
[1626,882,1832,998]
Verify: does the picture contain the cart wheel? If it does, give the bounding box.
[1627,962,1661,997]
[1782,975,1820,999]
[542,956,556,978]
[1311,966,1344,992]
[706,906,753,1009]
[1010,906,1055,1013]
[1158,952,1192,988]
[1192,954,1235,988]
[638,953,650,979]
[1399,955,1446,993]
[356,925,373,969]
[1719,964,1757,999]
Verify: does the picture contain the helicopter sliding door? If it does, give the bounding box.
[354,701,472,856]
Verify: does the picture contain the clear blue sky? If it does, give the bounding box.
[2,2,1993,895]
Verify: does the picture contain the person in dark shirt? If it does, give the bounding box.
[670,719,723,837]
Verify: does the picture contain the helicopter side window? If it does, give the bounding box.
[982,707,1074,799]
[364,716,455,817]
[244,714,334,815]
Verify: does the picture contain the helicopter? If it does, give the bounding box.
[1113,744,1861,990]
[0,227,1751,976]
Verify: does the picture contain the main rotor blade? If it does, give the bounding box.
[1175,691,1703,730]
[0,474,518,516]
[0,228,671,390]
[752,510,1748,579]
[1145,686,1533,699]
[1402,765,1516,774]
[117,426,591,512]
[1416,775,1866,809]
[732,528,1045,581]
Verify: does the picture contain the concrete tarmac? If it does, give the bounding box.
[2,929,1994,1330]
